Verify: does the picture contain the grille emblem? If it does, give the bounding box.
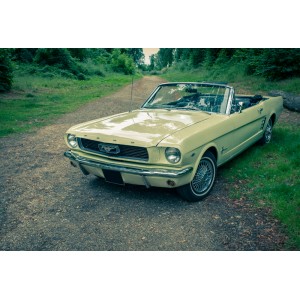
[99,143,120,155]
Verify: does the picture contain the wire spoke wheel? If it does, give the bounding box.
[191,157,215,196]
[191,159,214,194]
[259,118,273,145]
[265,119,273,143]
[177,151,217,202]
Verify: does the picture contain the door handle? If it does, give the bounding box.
[258,108,263,114]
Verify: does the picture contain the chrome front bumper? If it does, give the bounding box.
[64,150,193,178]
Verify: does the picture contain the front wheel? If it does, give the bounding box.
[177,151,217,202]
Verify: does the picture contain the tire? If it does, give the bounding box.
[259,118,273,145]
[177,151,217,202]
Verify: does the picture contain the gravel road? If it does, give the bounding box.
[0,76,288,250]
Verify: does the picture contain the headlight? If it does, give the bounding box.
[67,134,78,148]
[165,147,181,164]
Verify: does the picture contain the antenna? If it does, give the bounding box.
[129,76,134,112]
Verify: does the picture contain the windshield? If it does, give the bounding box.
[142,83,231,114]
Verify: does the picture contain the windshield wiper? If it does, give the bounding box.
[143,106,211,114]
[174,107,212,114]
[142,106,174,111]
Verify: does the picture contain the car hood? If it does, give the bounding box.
[70,109,210,147]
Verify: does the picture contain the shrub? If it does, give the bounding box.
[0,49,13,92]
[254,49,300,80]
[34,48,85,79]
[13,48,37,63]
[78,58,105,77]
[111,49,135,75]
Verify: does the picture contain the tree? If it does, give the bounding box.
[13,48,37,63]
[68,48,90,61]
[156,48,174,68]
[111,49,135,75]
[126,48,144,66]
[0,49,13,92]
[254,49,300,80]
[174,48,192,62]
[34,48,85,79]
[189,49,207,67]
[148,54,156,71]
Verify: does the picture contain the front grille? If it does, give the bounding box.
[78,138,149,161]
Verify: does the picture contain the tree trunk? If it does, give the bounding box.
[268,90,300,112]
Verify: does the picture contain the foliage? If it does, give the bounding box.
[1,48,147,91]
[78,59,105,77]
[156,48,174,69]
[34,48,86,80]
[0,49,13,92]
[13,48,37,63]
[67,48,91,61]
[111,49,135,75]
[125,48,144,66]
[188,48,207,67]
[246,48,300,80]
[150,48,300,82]
[148,54,156,71]
[161,63,300,94]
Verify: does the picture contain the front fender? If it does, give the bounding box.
[187,143,219,179]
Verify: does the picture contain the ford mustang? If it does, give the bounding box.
[64,82,283,202]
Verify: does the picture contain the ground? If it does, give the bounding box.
[0,76,291,250]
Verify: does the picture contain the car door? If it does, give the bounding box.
[228,101,267,156]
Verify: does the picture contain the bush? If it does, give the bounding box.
[158,48,300,81]
[0,49,13,92]
[78,58,105,77]
[34,48,85,79]
[111,49,135,75]
[13,48,37,63]
[254,49,300,80]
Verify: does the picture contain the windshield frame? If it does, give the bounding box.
[141,82,235,115]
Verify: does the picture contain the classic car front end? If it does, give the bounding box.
[64,82,283,202]
[63,109,208,190]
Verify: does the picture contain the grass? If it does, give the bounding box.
[162,66,300,249]
[161,63,300,94]
[220,125,300,249]
[0,72,141,137]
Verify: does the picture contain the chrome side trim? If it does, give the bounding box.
[64,150,192,178]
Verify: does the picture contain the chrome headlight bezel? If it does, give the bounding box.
[165,147,181,164]
[67,134,78,148]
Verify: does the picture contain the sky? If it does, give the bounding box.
[143,48,159,64]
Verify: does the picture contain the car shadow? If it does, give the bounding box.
[89,175,186,205]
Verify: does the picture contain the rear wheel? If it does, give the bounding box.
[177,151,217,202]
[259,118,273,145]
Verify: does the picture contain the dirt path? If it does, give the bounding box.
[0,76,288,250]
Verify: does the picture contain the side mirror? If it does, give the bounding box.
[238,101,244,113]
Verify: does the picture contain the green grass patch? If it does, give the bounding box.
[219,124,300,249]
[0,73,141,137]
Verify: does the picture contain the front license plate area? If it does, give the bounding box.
[102,169,124,185]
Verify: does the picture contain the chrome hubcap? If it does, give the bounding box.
[191,158,214,195]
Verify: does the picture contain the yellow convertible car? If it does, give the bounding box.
[64,82,283,202]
